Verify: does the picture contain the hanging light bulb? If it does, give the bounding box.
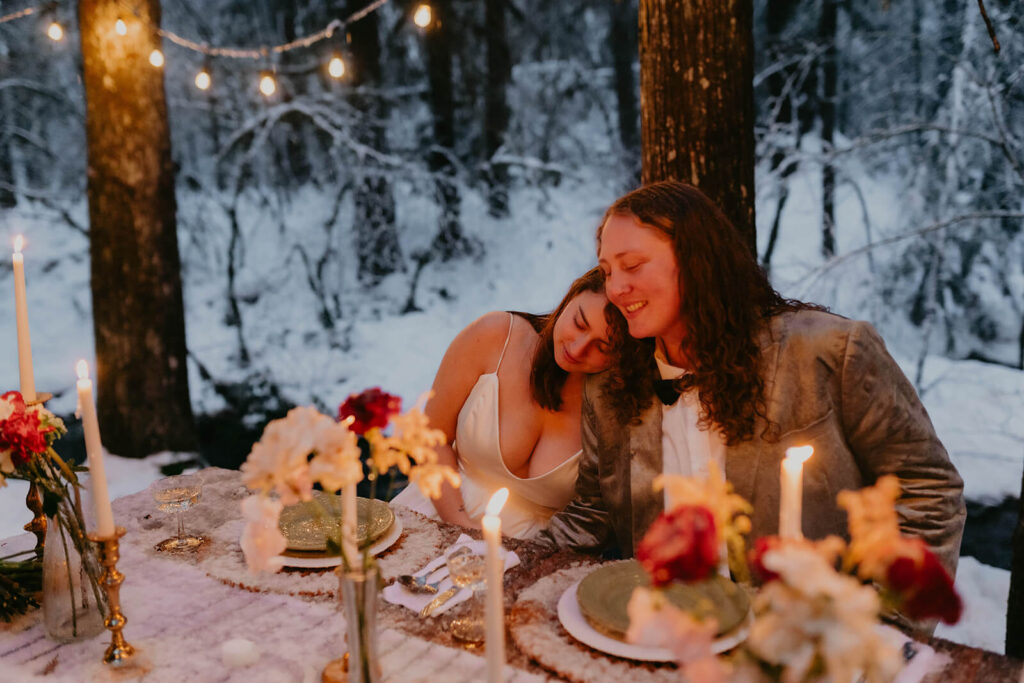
[115,18,127,35]
[149,49,164,68]
[259,73,277,97]
[195,69,211,91]
[328,55,345,79]
[46,22,64,41]
[413,3,432,28]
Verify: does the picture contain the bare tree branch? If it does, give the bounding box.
[795,211,1024,295]
[976,0,1000,54]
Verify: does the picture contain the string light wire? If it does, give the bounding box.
[143,0,389,59]
[0,6,38,24]
[6,0,410,93]
[1,0,393,58]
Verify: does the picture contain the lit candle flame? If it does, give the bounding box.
[13,235,24,253]
[785,445,814,464]
[485,488,509,517]
[76,359,89,381]
[413,4,432,28]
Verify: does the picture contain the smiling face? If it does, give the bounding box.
[551,290,614,374]
[598,212,686,351]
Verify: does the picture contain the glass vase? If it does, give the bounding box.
[333,566,382,683]
[42,516,104,642]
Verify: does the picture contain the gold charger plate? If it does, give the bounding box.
[279,492,394,554]
[575,559,749,640]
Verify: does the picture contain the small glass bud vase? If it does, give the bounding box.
[42,517,104,642]
[324,566,382,683]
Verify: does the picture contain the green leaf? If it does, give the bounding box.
[325,537,342,557]
[49,450,78,484]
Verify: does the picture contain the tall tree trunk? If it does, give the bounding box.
[820,0,837,257]
[609,0,640,171]
[1008,467,1024,656]
[484,0,512,217]
[424,0,471,259]
[0,49,17,208]
[638,0,756,253]
[78,0,196,457]
[347,0,403,285]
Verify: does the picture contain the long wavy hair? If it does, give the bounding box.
[527,267,634,411]
[598,181,820,444]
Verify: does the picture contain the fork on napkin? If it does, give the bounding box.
[383,534,520,616]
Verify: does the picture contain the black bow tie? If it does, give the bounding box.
[654,378,682,406]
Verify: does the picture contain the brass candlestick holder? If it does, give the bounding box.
[23,481,47,555]
[88,526,136,666]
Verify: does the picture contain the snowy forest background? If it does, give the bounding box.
[1,0,1023,653]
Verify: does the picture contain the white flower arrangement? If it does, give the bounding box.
[239,389,459,574]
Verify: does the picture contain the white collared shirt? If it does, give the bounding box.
[655,350,727,511]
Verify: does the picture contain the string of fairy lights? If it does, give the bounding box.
[2,1,436,96]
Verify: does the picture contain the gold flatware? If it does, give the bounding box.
[420,587,459,617]
[398,565,449,594]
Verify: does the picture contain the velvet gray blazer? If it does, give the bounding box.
[535,310,965,578]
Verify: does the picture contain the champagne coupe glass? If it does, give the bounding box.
[447,546,489,643]
[153,473,208,552]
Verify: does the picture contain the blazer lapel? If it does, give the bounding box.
[628,400,664,556]
[726,322,783,509]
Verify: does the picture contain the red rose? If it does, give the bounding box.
[338,388,401,435]
[0,392,46,466]
[884,543,962,624]
[748,535,783,584]
[1,390,26,411]
[637,505,719,586]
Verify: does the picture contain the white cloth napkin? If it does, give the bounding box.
[382,533,520,616]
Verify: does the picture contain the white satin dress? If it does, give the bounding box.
[391,313,581,539]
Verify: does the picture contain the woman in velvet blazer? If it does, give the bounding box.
[535,181,965,582]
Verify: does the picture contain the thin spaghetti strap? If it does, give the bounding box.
[494,312,515,371]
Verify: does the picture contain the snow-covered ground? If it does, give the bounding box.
[2,163,1022,653]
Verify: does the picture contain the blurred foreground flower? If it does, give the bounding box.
[239,495,287,573]
[626,586,728,682]
[637,505,719,585]
[240,389,458,574]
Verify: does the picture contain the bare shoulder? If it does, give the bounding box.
[443,311,515,370]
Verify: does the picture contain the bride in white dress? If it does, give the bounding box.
[392,268,632,538]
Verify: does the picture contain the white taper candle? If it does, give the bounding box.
[483,487,509,682]
[76,360,115,537]
[12,236,36,402]
[779,446,813,539]
[342,484,357,568]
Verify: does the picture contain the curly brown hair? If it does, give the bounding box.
[528,267,636,412]
[598,181,820,445]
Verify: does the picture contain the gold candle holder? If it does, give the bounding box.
[23,481,47,555]
[88,526,136,666]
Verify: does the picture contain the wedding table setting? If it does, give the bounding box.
[0,463,1022,682]
[2,240,1024,682]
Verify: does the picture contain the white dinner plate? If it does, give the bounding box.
[556,579,750,662]
[279,515,403,569]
